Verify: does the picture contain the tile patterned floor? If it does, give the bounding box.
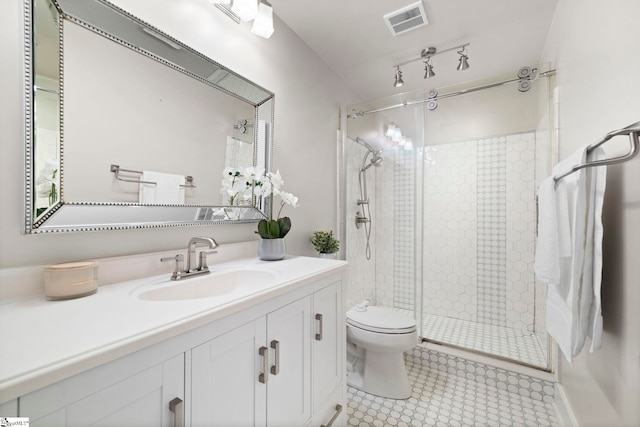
[346,359,559,427]
[392,308,549,368]
[421,314,549,368]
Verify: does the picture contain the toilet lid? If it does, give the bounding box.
[347,306,416,334]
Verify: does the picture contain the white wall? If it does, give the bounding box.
[0,0,360,268]
[541,0,640,425]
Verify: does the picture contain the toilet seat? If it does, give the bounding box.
[347,306,417,334]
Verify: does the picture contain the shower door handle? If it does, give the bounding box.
[315,313,323,341]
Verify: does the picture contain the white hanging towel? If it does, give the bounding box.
[585,147,606,353]
[535,146,606,363]
[139,171,186,204]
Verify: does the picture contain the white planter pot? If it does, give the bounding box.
[318,252,337,260]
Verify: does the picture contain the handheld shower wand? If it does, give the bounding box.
[355,137,384,260]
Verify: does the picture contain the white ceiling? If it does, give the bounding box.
[273,0,558,102]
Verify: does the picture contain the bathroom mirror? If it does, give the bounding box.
[25,0,274,233]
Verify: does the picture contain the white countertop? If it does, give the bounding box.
[0,255,347,402]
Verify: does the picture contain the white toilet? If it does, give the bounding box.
[346,305,417,399]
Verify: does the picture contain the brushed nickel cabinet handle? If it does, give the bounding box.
[270,340,280,375]
[259,346,269,384]
[321,404,343,427]
[315,313,324,341]
[169,397,184,427]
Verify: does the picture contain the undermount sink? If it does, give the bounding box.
[136,268,279,301]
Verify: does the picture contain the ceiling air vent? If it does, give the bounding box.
[383,1,428,36]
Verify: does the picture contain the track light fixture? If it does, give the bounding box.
[393,67,404,88]
[392,43,470,87]
[457,46,470,71]
[424,57,435,79]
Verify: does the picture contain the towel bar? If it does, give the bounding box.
[110,164,196,188]
[553,121,640,183]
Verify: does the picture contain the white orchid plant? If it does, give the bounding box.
[221,167,298,239]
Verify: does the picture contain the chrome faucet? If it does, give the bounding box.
[161,236,219,280]
[187,236,218,272]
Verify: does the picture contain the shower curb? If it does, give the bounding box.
[405,345,555,403]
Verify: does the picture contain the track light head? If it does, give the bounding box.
[457,47,470,71]
[424,58,435,79]
[394,67,404,88]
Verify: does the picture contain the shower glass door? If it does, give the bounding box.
[419,77,553,369]
[343,73,554,370]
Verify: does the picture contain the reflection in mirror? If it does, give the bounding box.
[25,0,275,233]
[33,0,60,219]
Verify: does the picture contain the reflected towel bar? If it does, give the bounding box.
[110,164,196,188]
[553,121,640,183]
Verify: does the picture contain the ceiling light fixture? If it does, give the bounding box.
[424,56,435,79]
[457,46,470,71]
[214,0,276,38]
[394,67,404,88]
[231,0,259,22]
[251,0,274,39]
[386,123,397,137]
[392,128,403,142]
[392,43,470,87]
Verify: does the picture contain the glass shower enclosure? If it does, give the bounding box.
[341,72,555,370]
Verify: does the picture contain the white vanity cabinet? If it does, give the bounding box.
[7,264,346,427]
[19,352,184,426]
[191,297,311,427]
[312,282,342,409]
[0,399,18,417]
[191,280,344,427]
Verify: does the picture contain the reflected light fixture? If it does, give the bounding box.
[231,0,258,22]
[424,57,435,79]
[392,128,403,142]
[394,67,404,88]
[251,0,274,38]
[386,123,397,137]
[457,46,470,71]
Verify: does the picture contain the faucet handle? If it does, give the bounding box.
[198,251,218,271]
[161,254,185,279]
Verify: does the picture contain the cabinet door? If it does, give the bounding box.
[312,282,343,410]
[191,319,267,427]
[266,297,311,427]
[26,354,184,427]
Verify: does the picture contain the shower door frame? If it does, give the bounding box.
[340,70,557,372]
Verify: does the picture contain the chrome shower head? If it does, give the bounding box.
[371,154,384,167]
[361,151,384,171]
